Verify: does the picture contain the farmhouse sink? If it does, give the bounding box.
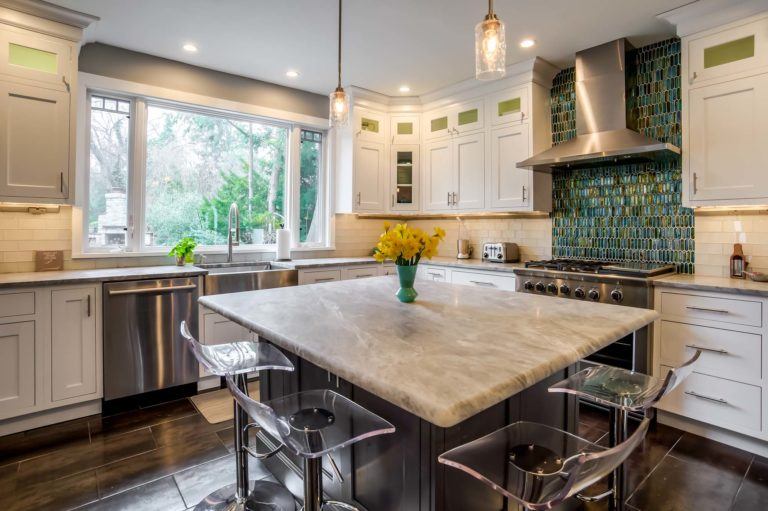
[199,262,298,295]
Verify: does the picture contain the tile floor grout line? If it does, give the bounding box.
[170,473,189,510]
[624,432,683,504]
[727,456,754,511]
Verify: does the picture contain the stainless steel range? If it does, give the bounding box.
[514,259,675,374]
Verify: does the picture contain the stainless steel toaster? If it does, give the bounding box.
[482,242,520,263]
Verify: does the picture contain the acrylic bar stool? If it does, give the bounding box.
[226,374,396,511]
[179,321,297,511]
[439,416,651,510]
[548,350,701,510]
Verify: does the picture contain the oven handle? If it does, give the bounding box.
[685,344,728,355]
[108,284,198,296]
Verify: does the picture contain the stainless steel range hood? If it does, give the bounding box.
[518,38,680,172]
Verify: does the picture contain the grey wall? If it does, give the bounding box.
[79,43,328,119]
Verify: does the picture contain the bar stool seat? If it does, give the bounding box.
[438,418,651,510]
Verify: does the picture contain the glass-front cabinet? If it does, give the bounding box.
[423,98,485,140]
[487,86,529,126]
[390,145,419,211]
[354,107,386,142]
[390,114,420,144]
[0,31,72,90]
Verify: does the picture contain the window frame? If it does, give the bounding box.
[76,76,331,257]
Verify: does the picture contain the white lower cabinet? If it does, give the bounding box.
[51,287,97,401]
[654,287,768,443]
[299,269,342,285]
[341,265,379,280]
[0,321,35,417]
[417,265,448,282]
[200,309,255,379]
[0,285,102,423]
[450,269,516,291]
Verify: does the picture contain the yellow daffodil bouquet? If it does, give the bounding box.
[373,222,446,266]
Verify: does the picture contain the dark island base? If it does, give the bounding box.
[257,345,579,511]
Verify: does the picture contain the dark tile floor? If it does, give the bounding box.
[0,400,765,510]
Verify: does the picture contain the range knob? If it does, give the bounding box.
[559,284,571,295]
[497,253,503,259]
[483,252,489,259]
[546,283,558,294]
[535,282,546,292]
[523,281,534,291]
[588,288,600,301]
[574,287,586,299]
[610,288,624,303]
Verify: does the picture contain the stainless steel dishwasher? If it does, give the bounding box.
[103,277,199,400]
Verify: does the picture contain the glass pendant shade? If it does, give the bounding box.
[475,16,506,80]
[329,87,349,127]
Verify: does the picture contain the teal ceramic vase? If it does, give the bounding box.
[396,264,418,303]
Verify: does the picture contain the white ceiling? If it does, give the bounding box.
[51,0,690,97]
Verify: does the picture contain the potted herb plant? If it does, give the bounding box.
[169,237,197,266]
[373,222,445,303]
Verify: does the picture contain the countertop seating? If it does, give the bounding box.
[179,321,296,511]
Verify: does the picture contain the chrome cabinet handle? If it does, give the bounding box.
[60,172,64,193]
[686,306,730,314]
[86,294,91,317]
[469,280,495,287]
[314,277,336,283]
[689,71,698,84]
[447,192,451,206]
[427,272,442,277]
[391,194,394,207]
[108,284,197,296]
[62,76,70,92]
[354,274,374,278]
[356,192,361,205]
[451,192,458,206]
[685,390,728,405]
[692,172,698,195]
[522,185,527,202]
[685,344,728,355]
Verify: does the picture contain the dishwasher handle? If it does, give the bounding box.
[107,283,197,296]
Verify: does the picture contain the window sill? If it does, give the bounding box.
[71,244,336,259]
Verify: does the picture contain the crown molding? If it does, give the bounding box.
[658,0,768,37]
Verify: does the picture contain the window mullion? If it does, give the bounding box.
[130,98,148,253]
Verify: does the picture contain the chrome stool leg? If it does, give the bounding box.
[303,457,323,511]
[194,373,295,511]
[608,407,629,511]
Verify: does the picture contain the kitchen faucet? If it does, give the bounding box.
[227,202,240,263]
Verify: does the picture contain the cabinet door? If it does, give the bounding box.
[355,108,386,142]
[490,126,531,209]
[390,114,420,144]
[0,31,72,89]
[390,144,419,211]
[454,98,485,134]
[488,87,529,126]
[689,75,768,201]
[689,17,768,85]
[51,287,97,401]
[454,132,485,210]
[354,140,386,211]
[0,82,69,199]
[423,108,452,140]
[0,321,35,417]
[422,139,454,211]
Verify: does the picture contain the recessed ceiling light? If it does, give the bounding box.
[520,39,536,49]
[286,70,300,78]
[182,43,198,53]
[399,85,411,93]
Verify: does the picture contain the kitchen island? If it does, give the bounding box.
[200,277,658,511]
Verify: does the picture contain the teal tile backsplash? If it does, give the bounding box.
[551,38,695,274]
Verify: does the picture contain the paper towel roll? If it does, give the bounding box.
[276,228,291,261]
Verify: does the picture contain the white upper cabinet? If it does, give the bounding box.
[424,108,452,140]
[354,107,386,142]
[423,98,485,140]
[487,86,529,126]
[51,287,97,401]
[682,12,768,206]
[0,81,69,199]
[353,139,387,211]
[489,125,530,209]
[423,138,453,211]
[453,132,485,210]
[0,30,73,90]
[390,114,420,144]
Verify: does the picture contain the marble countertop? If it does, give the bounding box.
[653,274,768,297]
[200,277,658,427]
[273,256,524,273]
[0,265,207,289]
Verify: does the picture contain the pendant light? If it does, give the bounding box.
[329,0,350,126]
[475,0,506,80]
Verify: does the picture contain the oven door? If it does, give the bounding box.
[582,325,650,374]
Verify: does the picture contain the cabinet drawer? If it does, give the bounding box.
[298,269,341,285]
[659,291,762,327]
[689,17,768,85]
[660,321,761,382]
[342,265,379,280]
[450,270,516,292]
[418,266,447,282]
[659,366,762,433]
[0,291,34,318]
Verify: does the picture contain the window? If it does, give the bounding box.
[84,92,327,253]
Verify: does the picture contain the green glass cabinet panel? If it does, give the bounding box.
[457,108,478,126]
[397,122,413,135]
[361,117,380,133]
[9,43,58,74]
[704,35,755,69]
[498,97,521,117]
[430,116,448,132]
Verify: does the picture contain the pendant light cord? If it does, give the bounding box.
[337,0,342,88]
[488,0,494,16]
